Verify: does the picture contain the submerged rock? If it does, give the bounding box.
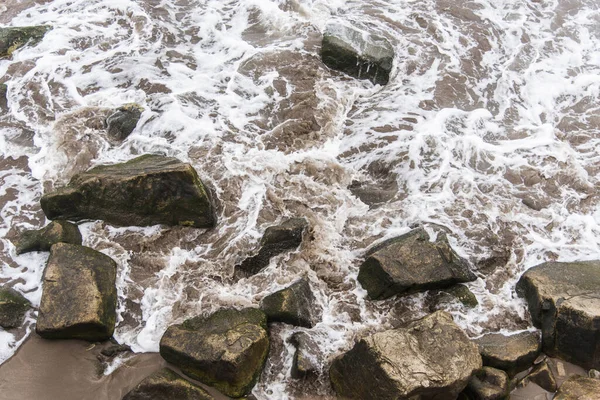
[260,278,319,328]
[463,367,509,400]
[0,287,31,329]
[123,368,214,400]
[36,243,117,341]
[321,23,394,85]
[516,261,600,369]
[357,227,476,300]
[40,155,217,228]
[0,26,51,58]
[13,220,82,255]
[348,180,397,206]
[106,103,143,141]
[475,331,541,376]
[235,218,308,276]
[329,311,482,399]
[0,83,7,111]
[289,331,321,379]
[527,360,557,392]
[160,308,269,398]
[554,375,600,399]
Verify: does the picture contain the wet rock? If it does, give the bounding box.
[13,220,82,255]
[100,343,131,358]
[0,82,7,111]
[160,308,269,398]
[348,180,397,206]
[439,284,479,308]
[36,243,117,341]
[0,26,51,58]
[105,103,143,141]
[475,331,541,376]
[527,360,557,392]
[260,278,318,328]
[0,287,31,329]
[235,218,308,276]
[357,227,476,300]
[516,261,600,369]
[289,332,321,379]
[554,375,600,399]
[40,155,217,228]
[329,311,482,399]
[321,23,394,85]
[123,368,214,400]
[464,367,509,400]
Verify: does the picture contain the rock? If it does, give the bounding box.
[160,308,269,398]
[589,369,600,380]
[527,360,557,392]
[554,375,600,399]
[235,218,308,276]
[100,343,131,358]
[0,287,31,329]
[329,311,482,399]
[464,367,509,400]
[36,243,117,341]
[105,103,143,141]
[289,332,321,379]
[357,227,476,300]
[439,284,479,308]
[123,368,214,400]
[321,23,394,85]
[40,155,217,228]
[0,26,51,58]
[516,260,600,369]
[475,331,541,376]
[260,278,318,328]
[348,180,397,206]
[13,220,82,255]
[0,83,7,111]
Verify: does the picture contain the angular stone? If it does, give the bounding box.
[321,23,394,85]
[106,103,143,141]
[528,360,557,392]
[40,155,217,228]
[475,331,541,376]
[260,278,318,328]
[0,26,51,58]
[289,332,321,379]
[441,284,479,308]
[13,220,82,255]
[358,227,476,300]
[0,287,31,329]
[36,243,117,341]
[160,308,269,398]
[123,368,214,400]
[554,375,600,399]
[464,367,509,400]
[236,218,308,276]
[516,261,600,369]
[329,311,482,399]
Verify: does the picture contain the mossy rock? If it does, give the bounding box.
[13,220,82,255]
[0,26,52,58]
[123,368,214,400]
[260,278,318,328]
[463,367,509,400]
[475,331,541,377]
[106,103,143,141]
[289,332,321,379]
[0,83,7,111]
[0,287,31,329]
[554,375,600,399]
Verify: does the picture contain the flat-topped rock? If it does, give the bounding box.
[123,368,214,400]
[260,278,319,328]
[13,220,82,255]
[475,331,541,376]
[554,375,600,399]
[0,287,31,329]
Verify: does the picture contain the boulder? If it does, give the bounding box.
[329,311,482,399]
[0,83,7,111]
[554,375,600,399]
[432,284,479,309]
[321,23,394,85]
[0,26,51,58]
[289,331,321,379]
[463,367,509,400]
[235,218,308,276]
[358,227,476,300]
[123,368,214,400]
[160,308,269,398]
[516,261,600,369]
[260,278,318,328]
[475,331,541,376]
[527,360,557,392]
[106,103,143,141]
[0,287,31,329]
[36,243,117,341]
[13,220,82,255]
[40,155,217,228]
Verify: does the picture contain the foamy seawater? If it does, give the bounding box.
[1,0,599,397]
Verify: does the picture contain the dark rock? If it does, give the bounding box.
[464,367,509,400]
[527,360,557,392]
[235,218,308,276]
[0,83,7,111]
[329,311,482,399]
[13,220,82,255]
[516,260,600,369]
[36,243,117,341]
[100,343,131,358]
[260,278,318,328]
[475,331,541,376]
[40,155,217,228]
[289,332,321,379]
[321,23,394,85]
[554,375,600,399]
[106,103,143,141]
[159,308,269,398]
[439,284,479,308]
[348,180,397,206]
[0,26,51,58]
[0,287,31,329]
[357,227,476,300]
[123,368,214,400]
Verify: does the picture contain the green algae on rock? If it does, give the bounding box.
[0,287,31,329]
[13,220,82,255]
[123,368,214,400]
[0,26,52,58]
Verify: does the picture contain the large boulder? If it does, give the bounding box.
[358,227,476,300]
[106,103,143,141]
[260,278,319,328]
[463,367,509,400]
[123,368,214,400]
[329,311,482,399]
[321,23,394,85]
[516,261,600,369]
[13,220,82,255]
[554,375,600,399]
[0,287,31,329]
[159,308,269,398]
[40,155,217,228]
[0,26,51,58]
[36,243,117,341]
[475,331,541,376]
